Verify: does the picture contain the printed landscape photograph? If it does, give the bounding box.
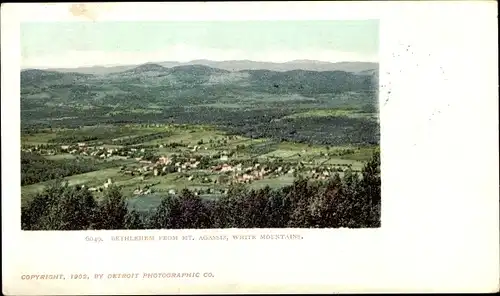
[20,20,381,231]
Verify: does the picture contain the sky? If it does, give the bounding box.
[21,20,379,69]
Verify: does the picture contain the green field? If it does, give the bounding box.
[280,108,370,120]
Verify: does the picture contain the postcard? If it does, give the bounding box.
[2,2,498,295]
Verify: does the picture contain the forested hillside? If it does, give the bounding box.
[21,64,379,146]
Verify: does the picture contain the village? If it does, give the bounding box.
[21,136,358,198]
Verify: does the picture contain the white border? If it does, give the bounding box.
[2,2,499,294]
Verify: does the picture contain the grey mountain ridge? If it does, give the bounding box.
[37,60,378,75]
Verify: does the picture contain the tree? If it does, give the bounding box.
[239,187,269,228]
[176,189,212,229]
[359,150,381,227]
[148,194,182,229]
[143,150,158,162]
[263,188,290,228]
[286,178,315,228]
[124,210,145,229]
[24,182,99,230]
[310,173,342,228]
[21,180,64,230]
[94,185,128,230]
[212,183,247,228]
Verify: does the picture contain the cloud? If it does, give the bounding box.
[21,43,378,69]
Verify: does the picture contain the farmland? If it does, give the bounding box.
[21,123,377,210]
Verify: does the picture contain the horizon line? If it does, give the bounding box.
[21,59,379,70]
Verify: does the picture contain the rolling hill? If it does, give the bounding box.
[22,64,377,100]
[123,63,170,74]
[21,69,93,85]
[20,62,379,146]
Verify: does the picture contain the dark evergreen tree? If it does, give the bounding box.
[94,185,128,230]
[360,150,381,227]
[263,188,290,228]
[124,210,145,229]
[240,187,269,228]
[148,194,182,229]
[286,178,315,227]
[213,184,247,228]
[176,189,212,229]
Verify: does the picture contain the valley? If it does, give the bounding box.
[20,61,381,229]
[21,123,377,213]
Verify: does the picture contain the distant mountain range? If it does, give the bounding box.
[41,60,378,75]
[21,63,378,104]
